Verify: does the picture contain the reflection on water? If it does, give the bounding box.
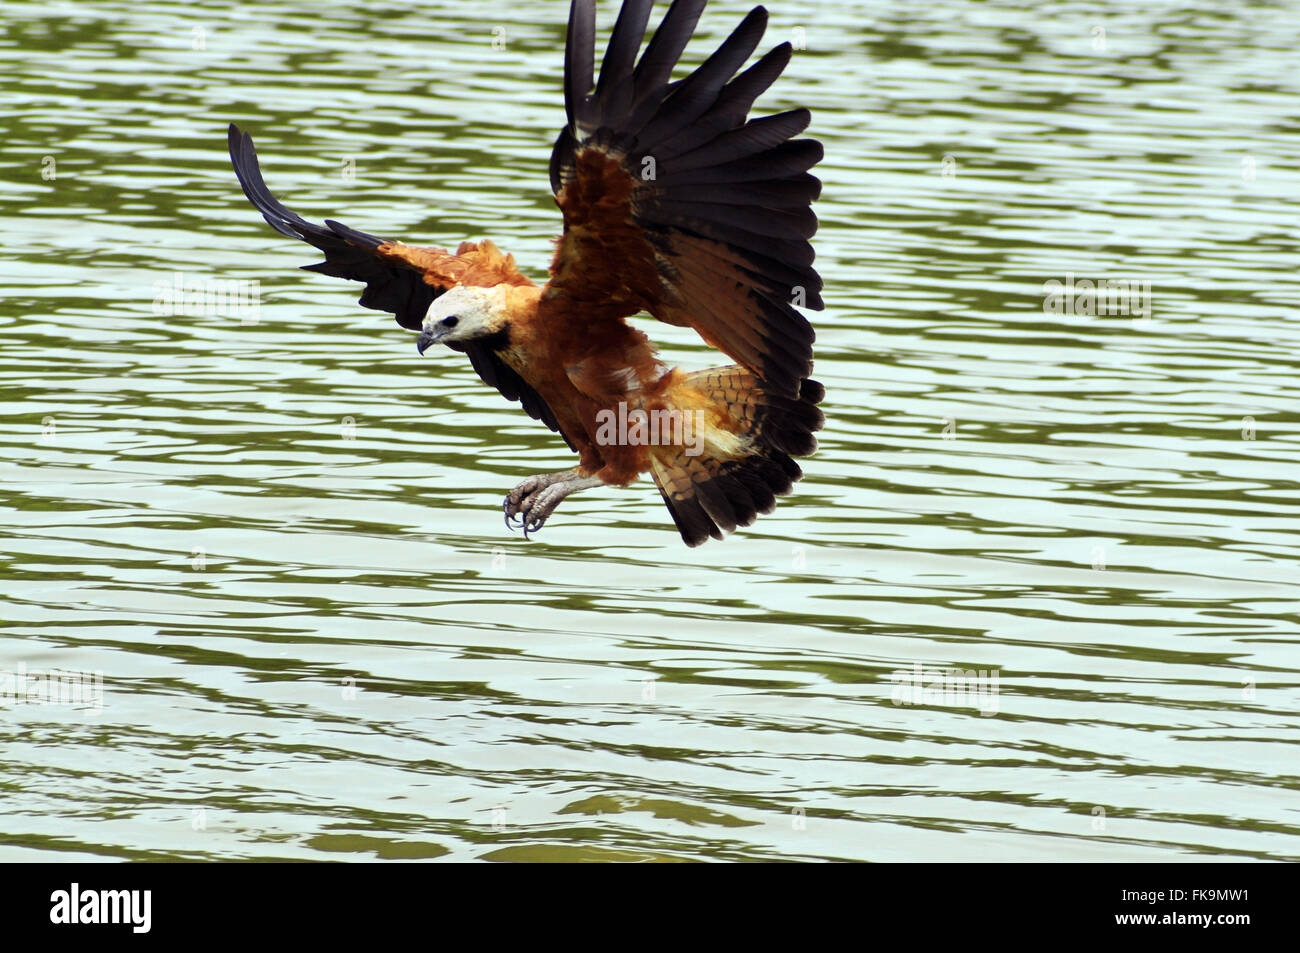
[1,0,1298,861]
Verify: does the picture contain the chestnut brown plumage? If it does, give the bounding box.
[228,0,825,546]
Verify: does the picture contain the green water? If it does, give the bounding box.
[2,0,1298,861]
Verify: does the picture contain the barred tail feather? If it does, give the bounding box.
[649,366,823,546]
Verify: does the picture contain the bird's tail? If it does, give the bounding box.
[647,367,824,546]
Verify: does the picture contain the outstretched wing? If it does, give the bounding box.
[227,124,572,446]
[228,124,459,331]
[545,0,823,399]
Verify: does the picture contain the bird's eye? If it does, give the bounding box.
[441,316,459,328]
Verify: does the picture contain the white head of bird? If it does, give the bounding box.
[418,284,509,352]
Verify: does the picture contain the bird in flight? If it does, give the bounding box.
[228,0,825,546]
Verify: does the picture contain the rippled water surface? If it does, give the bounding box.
[3,0,1299,861]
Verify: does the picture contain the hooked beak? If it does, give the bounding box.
[416,327,441,355]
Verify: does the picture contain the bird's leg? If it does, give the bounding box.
[503,468,603,538]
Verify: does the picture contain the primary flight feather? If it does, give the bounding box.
[228,0,825,546]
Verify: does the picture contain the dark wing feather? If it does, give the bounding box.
[227,124,572,445]
[228,124,445,331]
[545,2,824,399]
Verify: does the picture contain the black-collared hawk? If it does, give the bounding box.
[228,0,825,546]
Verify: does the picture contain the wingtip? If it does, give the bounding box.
[564,0,598,127]
[228,122,258,169]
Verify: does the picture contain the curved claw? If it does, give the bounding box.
[521,488,561,539]
[503,478,541,532]
[519,497,537,539]
[502,470,593,542]
[513,490,545,540]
